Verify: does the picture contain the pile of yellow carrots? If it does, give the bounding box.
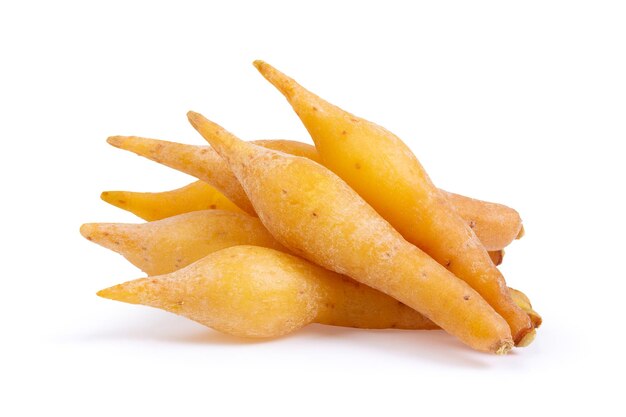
[82,61,540,354]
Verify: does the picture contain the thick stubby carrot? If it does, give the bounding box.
[253,60,533,345]
[82,209,539,331]
[186,112,513,354]
[101,181,244,221]
[98,246,438,337]
[107,137,523,250]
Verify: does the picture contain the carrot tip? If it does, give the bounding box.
[495,339,514,355]
[107,136,124,148]
[79,223,96,240]
[516,329,537,347]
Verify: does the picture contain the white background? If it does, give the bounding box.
[1,1,625,415]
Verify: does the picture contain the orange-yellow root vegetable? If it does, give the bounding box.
[443,192,522,251]
[98,244,538,336]
[80,210,286,276]
[98,245,439,337]
[83,209,538,330]
[253,60,532,345]
[187,111,513,354]
[107,136,523,250]
[101,181,244,221]
[82,207,508,275]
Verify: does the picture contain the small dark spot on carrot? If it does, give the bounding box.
[103,232,110,237]
[384,252,391,258]
[469,220,476,229]
[199,148,208,154]
[281,189,287,195]
[312,106,318,111]
[325,302,335,309]
[113,241,120,245]
[421,271,428,278]
[86,236,93,241]
[151,279,158,284]
[355,162,361,169]
[141,246,147,251]
[175,300,184,306]
[341,130,347,135]
[117,199,126,205]
[397,300,403,305]
[209,204,217,209]
[298,290,304,295]
[311,211,318,217]
[464,295,470,301]
[445,260,452,267]
[350,117,359,122]
[390,323,398,328]
[143,257,149,262]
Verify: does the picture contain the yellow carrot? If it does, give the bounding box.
[253,60,533,345]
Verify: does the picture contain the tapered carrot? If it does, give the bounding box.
[186,111,513,353]
[107,136,523,250]
[101,181,244,221]
[98,246,438,337]
[98,245,541,337]
[98,245,540,337]
[81,209,506,275]
[253,60,533,345]
[80,210,286,276]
